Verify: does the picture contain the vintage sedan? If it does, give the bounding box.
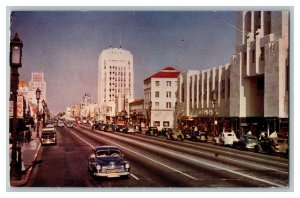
[191,131,208,142]
[255,137,288,155]
[146,127,159,136]
[41,124,57,145]
[233,135,260,150]
[88,146,131,178]
[213,131,238,146]
[166,129,184,141]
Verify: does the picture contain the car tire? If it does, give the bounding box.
[254,145,261,153]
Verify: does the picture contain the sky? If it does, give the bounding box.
[9,10,237,113]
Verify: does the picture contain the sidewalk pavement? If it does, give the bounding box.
[10,130,41,187]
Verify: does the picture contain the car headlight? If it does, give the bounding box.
[96,165,102,171]
[125,163,130,169]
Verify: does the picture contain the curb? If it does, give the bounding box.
[10,141,41,187]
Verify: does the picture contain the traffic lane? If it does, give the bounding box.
[126,132,289,171]
[77,127,284,187]
[71,126,193,187]
[28,126,95,187]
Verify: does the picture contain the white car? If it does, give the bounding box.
[57,121,64,127]
[213,131,238,146]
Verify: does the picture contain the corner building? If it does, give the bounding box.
[177,11,289,137]
[98,48,134,119]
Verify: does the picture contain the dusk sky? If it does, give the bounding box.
[10,11,237,113]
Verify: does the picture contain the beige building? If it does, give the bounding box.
[177,11,289,137]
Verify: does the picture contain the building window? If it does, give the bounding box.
[163,121,170,127]
[155,91,160,98]
[257,77,264,96]
[166,102,171,108]
[154,121,160,127]
[260,47,265,61]
[221,80,225,98]
[155,81,160,86]
[181,85,185,102]
[227,79,230,98]
[155,102,159,107]
[166,81,171,86]
[166,91,171,98]
[252,49,256,63]
[243,52,247,66]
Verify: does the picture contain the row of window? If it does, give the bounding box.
[155,91,175,98]
[155,81,176,87]
[153,121,170,127]
[243,47,265,65]
[151,102,172,108]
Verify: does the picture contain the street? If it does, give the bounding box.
[25,125,289,188]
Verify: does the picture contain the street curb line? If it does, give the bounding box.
[10,140,41,187]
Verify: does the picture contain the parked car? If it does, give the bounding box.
[161,128,172,137]
[191,131,208,142]
[118,125,128,133]
[182,129,193,140]
[233,135,260,150]
[255,137,288,155]
[166,129,184,141]
[146,127,159,136]
[213,131,238,146]
[87,146,131,178]
[126,126,137,135]
[104,124,114,132]
[41,124,57,145]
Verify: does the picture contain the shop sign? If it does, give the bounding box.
[9,101,13,118]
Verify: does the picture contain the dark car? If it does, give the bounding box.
[191,131,208,142]
[161,128,172,136]
[233,135,260,150]
[146,127,159,136]
[104,124,114,132]
[255,137,288,155]
[87,146,131,178]
[182,129,193,140]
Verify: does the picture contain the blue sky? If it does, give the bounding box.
[10,11,237,112]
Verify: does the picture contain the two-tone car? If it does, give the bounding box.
[41,124,57,145]
[88,146,131,178]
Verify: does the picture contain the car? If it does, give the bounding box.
[213,131,238,146]
[161,128,172,136]
[255,137,288,155]
[57,120,64,127]
[233,135,260,150]
[41,124,57,145]
[182,129,193,140]
[126,126,136,134]
[104,124,114,132]
[87,146,131,178]
[118,125,128,133]
[191,131,208,142]
[66,122,74,128]
[166,129,184,141]
[146,127,159,136]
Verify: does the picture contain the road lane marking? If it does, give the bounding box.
[69,130,140,181]
[92,130,286,187]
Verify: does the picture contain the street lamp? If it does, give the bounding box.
[36,88,41,138]
[41,100,47,127]
[148,101,152,127]
[211,90,217,136]
[9,33,23,180]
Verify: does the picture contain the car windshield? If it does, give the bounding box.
[46,124,54,128]
[96,149,121,158]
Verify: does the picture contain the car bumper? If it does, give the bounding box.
[41,139,56,145]
[93,171,131,178]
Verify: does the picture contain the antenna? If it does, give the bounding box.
[109,34,112,48]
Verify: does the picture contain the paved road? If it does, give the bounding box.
[26,125,289,188]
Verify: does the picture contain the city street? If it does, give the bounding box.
[25,125,289,188]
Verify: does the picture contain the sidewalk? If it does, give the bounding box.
[10,130,41,187]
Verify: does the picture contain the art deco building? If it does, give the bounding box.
[98,47,134,118]
[177,11,289,137]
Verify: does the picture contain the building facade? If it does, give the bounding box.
[98,47,134,118]
[129,99,146,126]
[177,11,289,138]
[144,67,180,130]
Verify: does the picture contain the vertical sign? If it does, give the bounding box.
[17,96,23,118]
[9,101,13,118]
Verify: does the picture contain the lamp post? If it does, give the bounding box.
[148,100,152,127]
[211,90,217,136]
[9,33,23,180]
[36,88,41,138]
[41,99,47,127]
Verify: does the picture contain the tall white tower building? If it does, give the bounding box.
[28,72,47,102]
[98,47,134,118]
